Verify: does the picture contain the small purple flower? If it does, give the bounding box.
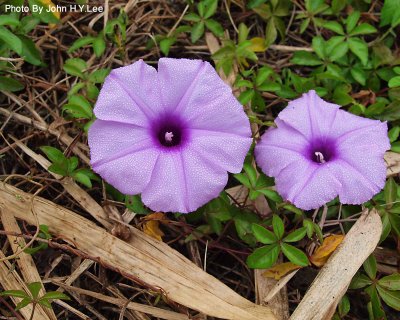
[88,58,252,213]
[255,90,390,210]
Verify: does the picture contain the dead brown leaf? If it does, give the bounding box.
[310,235,344,267]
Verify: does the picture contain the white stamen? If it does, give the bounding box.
[165,131,174,142]
[315,151,326,164]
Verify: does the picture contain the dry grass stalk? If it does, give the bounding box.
[0,183,276,320]
[0,210,57,320]
[290,209,382,320]
[0,250,51,320]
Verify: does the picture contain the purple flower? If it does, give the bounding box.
[255,90,390,210]
[88,58,252,213]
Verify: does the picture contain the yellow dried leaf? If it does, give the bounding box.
[40,0,61,20]
[142,213,165,241]
[262,262,302,280]
[310,234,344,267]
[249,37,267,52]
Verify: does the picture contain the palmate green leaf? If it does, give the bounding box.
[388,126,400,143]
[380,0,400,27]
[18,35,42,66]
[0,289,29,299]
[365,285,386,320]
[88,68,110,84]
[376,285,400,311]
[389,76,400,88]
[346,11,360,33]
[0,25,22,54]
[0,76,24,92]
[184,13,201,22]
[378,273,400,291]
[384,178,397,209]
[350,66,366,85]
[290,51,322,66]
[15,297,32,311]
[72,170,92,188]
[283,227,307,243]
[258,189,282,203]
[40,291,70,301]
[68,36,95,53]
[312,36,325,59]
[349,273,372,289]
[27,282,42,299]
[338,294,350,317]
[93,36,106,57]
[265,19,277,47]
[246,244,279,269]
[363,255,377,280]
[348,37,368,65]
[234,173,251,188]
[272,214,284,239]
[392,142,400,153]
[191,21,205,43]
[159,37,175,56]
[203,0,218,19]
[205,19,224,37]
[349,23,377,36]
[63,58,87,78]
[280,243,309,266]
[377,101,400,121]
[40,146,66,165]
[323,21,344,35]
[251,223,277,244]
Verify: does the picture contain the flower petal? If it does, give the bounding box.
[255,120,309,177]
[88,120,159,195]
[141,150,228,213]
[94,60,161,125]
[189,129,252,173]
[275,161,341,210]
[159,59,251,137]
[327,158,385,204]
[278,90,339,140]
[88,120,151,166]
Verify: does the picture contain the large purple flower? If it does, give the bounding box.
[88,58,252,213]
[255,90,390,210]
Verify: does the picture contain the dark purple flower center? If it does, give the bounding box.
[151,114,188,149]
[307,138,336,164]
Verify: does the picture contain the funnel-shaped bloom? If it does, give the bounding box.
[88,58,252,213]
[255,90,389,210]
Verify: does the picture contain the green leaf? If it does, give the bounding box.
[385,178,397,209]
[88,68,110,84]
[40,291,70,300]
[203,0,218,19]
[125,195,149,215]
[251,223,277,244]
[323,21,344,35]
[205,19,224,37]
[67,156,79,173]
[67,36,95,53]
[350,66,366,85]
[363,254,377,280]
[246,244,280,269]
[265,19,277,47]
[93,36,106,57]
[312,36,325,59]
[18,35,42,66]
[376,285,400,311]
[281,243,309,266]
[159,37,175,56]
[63,58,87,78]
[349,23,377,36]
[389,76,400,88]
[191,21,205,43]
[349,273,372,289]
[38,299,52,308]
[0,25,22,54]
[0,290,29,298]
[258,189,282,203]
[0,14,20,27]
[255,67,273,86]
[72,170,92,188]
[184,13,201,22]
[380,0,400,27]
[40,146,66,164]
[290,51,322,66]
[234,173,251,188]
[0,76,24,92]
[378,273,400,290]
[27,282,42,299]
[238,89,255,105]
[15,297,32,311]
[392,141,400,153]
[272,214,284,239]
[329,42,348,62]
[346,11,360,33]
[283,227,307,243]
[366,285,386,319]
[348,37,368,65]
[28,0,60,24]
[338,294,350,317]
